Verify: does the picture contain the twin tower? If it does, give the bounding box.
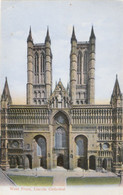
[27,26,96,106]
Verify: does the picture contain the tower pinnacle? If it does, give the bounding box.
[27,26,33,42]
[112,75,121,97]
[71,26,77,42]
[45,27,51,43]
[1,77,12,104]
[90,26,96,39]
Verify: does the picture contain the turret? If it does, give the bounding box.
[111,76,123,173]
[110,75,122,107]
[70,26,77,104]
[1,77,12,108]
[88,26,96,104]
[27,27,34,104]
[0,78,11,170]
[45,27,52,100]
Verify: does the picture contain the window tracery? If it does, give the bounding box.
[55,127,67,149]
[35,52,39,74]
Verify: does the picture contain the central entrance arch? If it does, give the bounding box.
[53,111,69,169]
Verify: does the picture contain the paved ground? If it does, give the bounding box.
[0,168,15,186]
[4,167,117,186]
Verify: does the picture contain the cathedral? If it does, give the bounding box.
[0,26,123,173]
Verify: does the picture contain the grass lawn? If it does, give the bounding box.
[9,175,53,186]
[67,177,120,186]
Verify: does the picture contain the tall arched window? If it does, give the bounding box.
[77,51,82,73]
[75,135,87,157]
[37,137,46,157]
[55,127,67,149]
[76,138,84,156]
[35,52,39,74]
[40,52,45,73]
[77,51,82,84]
[83,51,88,72]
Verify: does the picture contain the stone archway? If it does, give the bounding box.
[75,135,88,170]
[78,157,87,169]
[57,154,64,167]
[33,135,47,169]
[102,158,107,170]
[89,155,96,170]
[25,155,32,169]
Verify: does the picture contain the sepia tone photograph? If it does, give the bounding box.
[0,0,123,194]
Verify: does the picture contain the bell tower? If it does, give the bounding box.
[88,26,96,104]
[26,27,52,105]
[70,26,96,105]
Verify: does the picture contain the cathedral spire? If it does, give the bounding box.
[1,77,12,104]
[90,26,96,39]
[112,75,121,97]
[110,75,122,106]
[71,26,77,42]
[27,26,33,42]
[45,27,51,43]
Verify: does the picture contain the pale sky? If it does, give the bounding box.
[0,0,123,104]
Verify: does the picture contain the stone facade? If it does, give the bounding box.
[0,27,123,173]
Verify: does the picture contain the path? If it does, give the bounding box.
[0,168,15,186]
[52,172,66,186]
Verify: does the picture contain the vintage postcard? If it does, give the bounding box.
[0,0,123,195]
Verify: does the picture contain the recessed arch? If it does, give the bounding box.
[33,135,47,168]
[35,52,39,74]
[75,135,88,170]
[77,50,82,84]
[50,110,71,125]
[52,111,69,169]
[77,50,82,73]
[75,135,88,156]
[40,51,45,73]
[83,51,88,72]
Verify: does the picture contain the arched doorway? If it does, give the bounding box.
[9,156,16,168]
[25,155,32,169]
[89,155,96,170]
[34,135,47,169]
[75,135,88,170]
[102,158,107,170]
[78,157,87,169]
[57,154,64,167]
[16,156,20,167]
